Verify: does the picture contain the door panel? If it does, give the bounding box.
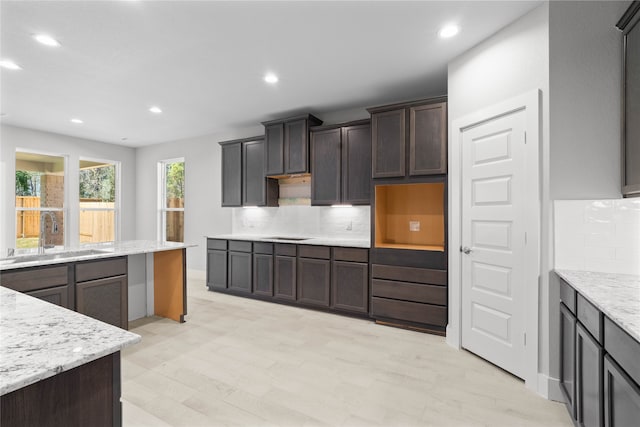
[461,108,526,379]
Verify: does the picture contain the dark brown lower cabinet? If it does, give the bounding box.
[1,352,122,427]
[253,254,273,296]
[228,252,252,293]
[76,275,128,330]
[576,322,604,427]
[207,250,227,290]
[560,302,577,419]
[331,261,368,314]
[604,355,640,427]
[26,285,69,308]
[274,256,296,301]
[297,257,330,307]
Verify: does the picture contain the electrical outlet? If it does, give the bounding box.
[346,221,353,231]
[409,221,420,232]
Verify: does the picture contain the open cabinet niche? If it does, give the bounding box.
[374,182,445,251]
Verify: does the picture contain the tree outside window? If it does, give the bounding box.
[161,159,185,242]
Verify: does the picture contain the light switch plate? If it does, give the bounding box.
[409,221,420,232]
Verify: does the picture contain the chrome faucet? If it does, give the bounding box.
[39,211,59,254]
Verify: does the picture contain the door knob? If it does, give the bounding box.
[460,246,472,254]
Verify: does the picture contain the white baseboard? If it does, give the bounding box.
[538,373,564,402]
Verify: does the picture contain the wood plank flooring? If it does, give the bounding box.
[122,278,571,426]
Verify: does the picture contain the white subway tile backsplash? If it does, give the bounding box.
[231,205,370,241]
[555,199,640,275]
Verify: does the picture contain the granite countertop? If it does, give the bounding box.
[0,287,141,395]
[556,269,640,343]
[0,240,196,271]
[208,234,370,248]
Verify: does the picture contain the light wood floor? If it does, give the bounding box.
[122,278,572,427]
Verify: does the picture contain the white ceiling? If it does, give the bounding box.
[0,1,541,147]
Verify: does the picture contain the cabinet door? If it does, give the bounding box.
[342,123,371,205]
[274,255,296,301]
[560,303,577,419]
[297,258,330,307]
[265,123,284,176]
[221,143,242,207]
[604,355,640,427]
[576,323,604,427]
[371,109,405,178]
[228,252,251,293]
[207,249,227,290]
[253,254,273,297]
[243,140,266,206]
[409,102,447,176]
[284,118,308,174]
[311,128,341,205]
[331,261,368,314]
[76,275,128,329]
[26,285,70,309]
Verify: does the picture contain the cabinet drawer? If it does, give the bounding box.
[229,240,252,253]
[275,244,296,257]
[577,293,603,344]
[371,297,447,327]
[371,264,446,286]
[298,245,330,260]
[253,242,273,255]
[1,265,68,292]
[76,257,127,282]
[559,277,576,314]
[333,247,368,263]
[605,317,640,386]
[372,279,446,306]
[207,239,227,250]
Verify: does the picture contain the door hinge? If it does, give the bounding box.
[524,131,527,144]
[524,333,527,346]
[525,232,527,245]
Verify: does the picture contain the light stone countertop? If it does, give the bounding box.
[208,234,370,248]
[0,286,141,395]
[556,269,640,343]
[0,240,195,271]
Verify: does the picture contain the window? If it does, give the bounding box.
[79,160,119,243]
[159,159,184,242]
[15,151,66,251]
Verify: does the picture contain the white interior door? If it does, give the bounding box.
[461,108,527,379]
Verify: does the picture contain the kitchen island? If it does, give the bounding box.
[0,286,140,426]
[0,240,195,327]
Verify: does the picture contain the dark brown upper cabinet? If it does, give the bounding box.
[617,2,640,197]
[310,120,371,206]
[368,97,447,179]
[219,137,278,207]
[262,114,323,176]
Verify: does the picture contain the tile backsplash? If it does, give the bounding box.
[554,199,640,275]
[232,205,370,240]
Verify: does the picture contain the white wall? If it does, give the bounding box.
[0,124,136,255]
[549,0,628,199]
[448,2,552,396]
[134,127,262,272]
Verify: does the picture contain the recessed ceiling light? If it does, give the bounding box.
[34,34,61,47]
[70,118,83,124]
[0,59,22,70]
[149,106,162,114]
[438,24,460,39]
[264,73,278,84]
[121,137,128,141]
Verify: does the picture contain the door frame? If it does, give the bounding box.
[447,90,541,392]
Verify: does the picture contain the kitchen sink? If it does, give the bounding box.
[265,237,310,241]
[0,249,111,265]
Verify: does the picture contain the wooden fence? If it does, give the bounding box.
[79,201,115,243]
[16,196,40,238]
[166,198,184,242]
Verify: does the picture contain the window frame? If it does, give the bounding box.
[78,157,121,244]
[158,157,185,243]
[14,149,69,252]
